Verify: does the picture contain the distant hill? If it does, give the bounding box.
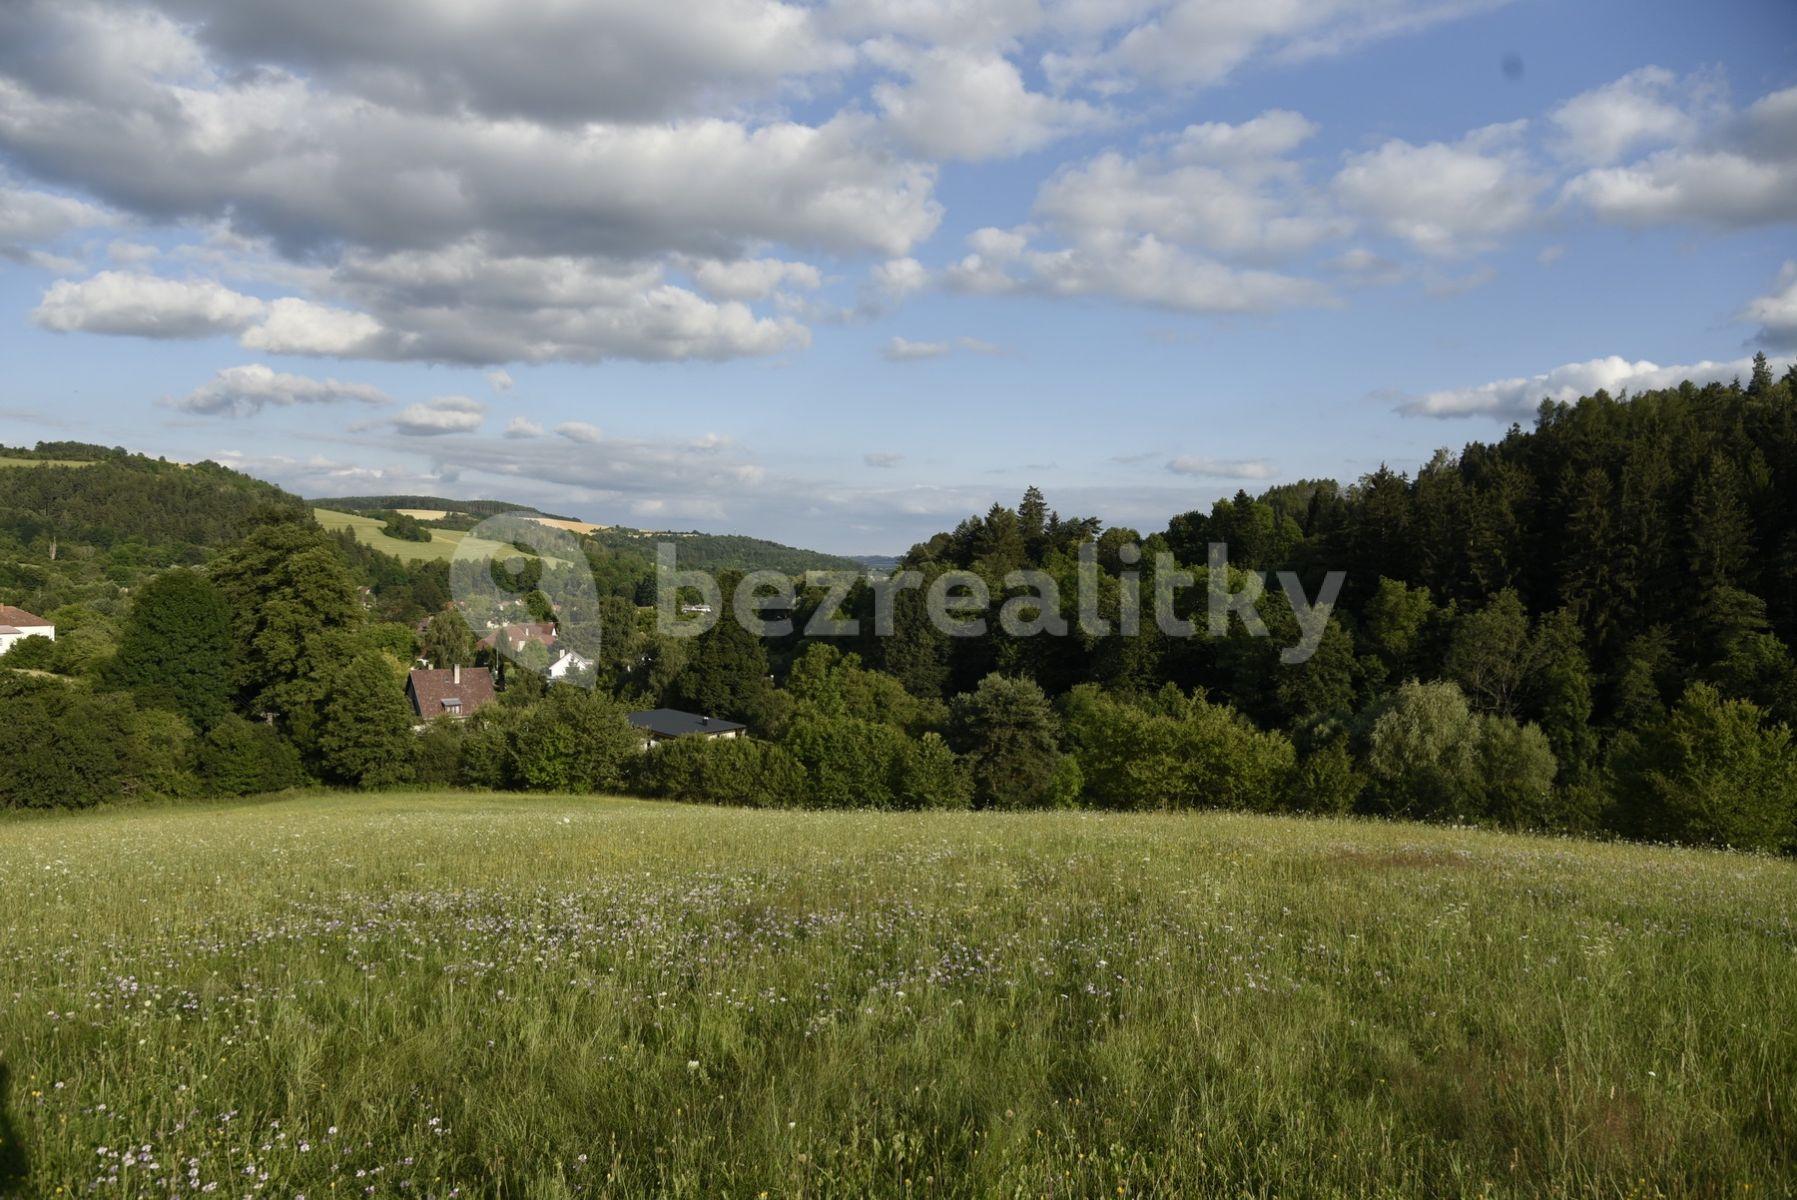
[308,494,581,522]
[313,491,861,575]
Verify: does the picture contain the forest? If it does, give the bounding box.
[3,354,1795,853]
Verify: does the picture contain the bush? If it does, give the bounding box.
[780,707,910,809]
[198,716,307,797]
[510,686,640,793]
[414,718,466,787]
[1362,680,1559,827]
[1289,740,1365,815]
[1061,684,1296,813]
[894,732,972,810]
[636,736,808,808]
[1614,683,1797,851]
[0,683,183,809]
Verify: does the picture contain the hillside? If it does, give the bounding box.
[314,492,862,574]
[0,442,310,618]
[3,792,1792,1198]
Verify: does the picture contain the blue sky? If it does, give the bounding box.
[1,0,1794,553]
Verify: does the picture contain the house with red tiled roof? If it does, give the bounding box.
[0,605,55,657]
[405,665,497,722]
[476,622,557,655]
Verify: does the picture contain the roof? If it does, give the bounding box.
[0,626,21,637]
[627,708,747,738]
[477,622,557,651]
[0,605,50,627]
[407,667,497,718]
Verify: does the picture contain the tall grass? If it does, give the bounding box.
[2,793,1792,1197]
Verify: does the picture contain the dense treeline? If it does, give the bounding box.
[3,360,1795,852]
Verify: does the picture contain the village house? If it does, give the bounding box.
[0,604,56,657]
[627,708,746,748]
[406,664,497,722]
[478,621,558,656]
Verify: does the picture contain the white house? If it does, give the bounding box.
[0,605,55,657]
[547,648,594,680]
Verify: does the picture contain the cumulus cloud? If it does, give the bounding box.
[1548,66,1712,166]
[0,178,110,260]
[391,395,486,435]
[1399,353,1797,419]
[486,369,514,393]
[690,257,823,301]
[149,0,851,124]
[869,44,1110,160]
[1333,121,1544,255]
[945,226,1332,314]
[1033,110,1344,260]
[167,363,390,417]
[32,271,265,338]
[556,421,604,444]
[864,451,904,468]
[1165,456,1277,479]
[503,416,544,438]
[1561,81,1797,229]
[1741,262,1797,351]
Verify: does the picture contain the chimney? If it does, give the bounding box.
[701,715,710,726]
[453,664,461,685]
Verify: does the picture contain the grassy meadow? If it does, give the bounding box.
[1,793,1793,1198]
[313,508,573,565]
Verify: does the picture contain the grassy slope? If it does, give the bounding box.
[0,459,96,469]
[1,794,1792,1198]
[313,507,552,565]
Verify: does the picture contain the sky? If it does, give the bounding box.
[1,0,1795,555]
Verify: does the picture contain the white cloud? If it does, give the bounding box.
[946,228,1331,313]
[391,395,486,435]
[883,336,952,361]
[239,296,388,356]
[1333,121,1543,255]
[32,271,265,338]
[1742,262,1797,351]
[882,334,1004,361]
[690,257,823,301]
[556,420,604,444]
[0,179,110,259]
[1033,110,1343,260]
[1399,353,1797,419]
[1165,456,1276,479]
[503,416,544,438]
[167,363,390,417]
[1053,0,1510,91]
[869,44,1109,160]
[1548,66,1709,166]
[1561,82,1797,229]
[864,451,904,468]
[486,369,514,393]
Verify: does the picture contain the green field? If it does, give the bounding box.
[313,507,563,565]
[0,458,97,469]
[2,794,1792,1198]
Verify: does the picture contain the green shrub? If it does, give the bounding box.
[1614,683,1797,851]
[781,706,909,809]
[635,736,808,808]
[1061,684,1296,813]
[509,686,640,793]
[198,716,307,797]
[894,732,972,810]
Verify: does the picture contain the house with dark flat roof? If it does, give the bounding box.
[627,708,746,747]
[407,665,497,722]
